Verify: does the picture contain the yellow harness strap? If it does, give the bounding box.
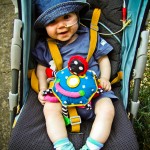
[46,39,81,132]
[68,106,81,132]
[67,8,101,132]
[47,39,63,71]
[46,40,81,132]
[86,8,101,62]
[31,69,39,93]
[111,71,123,84]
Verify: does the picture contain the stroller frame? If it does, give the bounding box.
[8,0,150,149]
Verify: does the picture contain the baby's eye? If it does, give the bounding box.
[64,14,70,20]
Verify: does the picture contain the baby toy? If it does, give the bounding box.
[43,55,103,106]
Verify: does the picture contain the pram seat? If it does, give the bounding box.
[9,87,139,150]
[8,0,149,149]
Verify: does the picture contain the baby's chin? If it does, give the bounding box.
[55,33,78,45]
[62,34,78,44]
[57,35,72,42]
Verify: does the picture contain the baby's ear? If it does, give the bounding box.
[49,60,56,71]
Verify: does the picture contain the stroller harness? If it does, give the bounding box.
[30,8,122,132]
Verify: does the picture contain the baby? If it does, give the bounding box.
[32,0,118,149]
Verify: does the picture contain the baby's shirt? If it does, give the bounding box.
[32,25,113,78]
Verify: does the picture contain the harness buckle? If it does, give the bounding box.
[70,116,81,125]
[90,24,99,31]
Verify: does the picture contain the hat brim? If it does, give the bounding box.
[34,1,90,29]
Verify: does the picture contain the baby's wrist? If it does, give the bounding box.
[39,87,47,92]
[100,76,109,81]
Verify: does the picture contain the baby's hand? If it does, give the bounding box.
[99,77,111,91]
[38,90,46,105]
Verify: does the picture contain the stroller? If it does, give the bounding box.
[8,0,149,149]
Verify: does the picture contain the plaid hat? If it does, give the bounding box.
[34,0,90,29]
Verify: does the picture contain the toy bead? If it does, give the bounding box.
[63,116,71,126]
[79,90,85,96]
[56,79,60,83]
[46,68,54,78]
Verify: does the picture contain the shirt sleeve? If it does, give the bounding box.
[94,35,113,60]
[32,39,52,67]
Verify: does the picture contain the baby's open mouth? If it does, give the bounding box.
[59,31,68,35]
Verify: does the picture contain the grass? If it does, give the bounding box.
[130,26,150,149]
[135,49,150,150]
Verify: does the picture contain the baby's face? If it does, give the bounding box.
[46,13,78,42]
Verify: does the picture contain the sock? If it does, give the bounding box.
[86,137,104,150]
[54,138,70,149]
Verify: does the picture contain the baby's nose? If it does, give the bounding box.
[57,21,67,29]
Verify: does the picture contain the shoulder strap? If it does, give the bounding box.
[111,71,123,84]
[86,8,101,62]
[47,39,63,71]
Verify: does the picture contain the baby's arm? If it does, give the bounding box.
[98,55,111,91]
[36,64,48,105]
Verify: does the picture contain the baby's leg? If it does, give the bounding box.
[90,97,115,143]
[43,102,67,143]
[81,97,115,149]
[44,102,75,149]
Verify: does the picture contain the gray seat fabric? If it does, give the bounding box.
[8,88,139,150]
